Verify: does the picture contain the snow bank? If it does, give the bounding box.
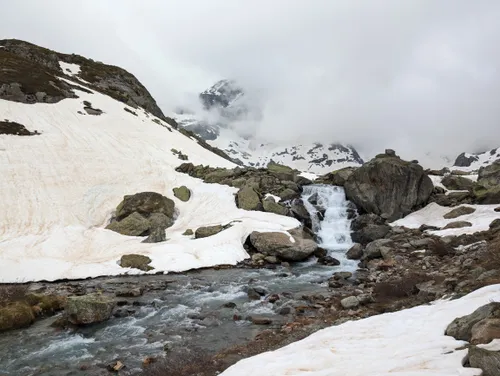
[59,61,81,76]
[0,85,299,282]
[221,284,500,376]
[392,203,500,236]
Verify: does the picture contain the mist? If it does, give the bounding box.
[2,0,500,163]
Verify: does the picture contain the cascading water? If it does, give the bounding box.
[301,184,357,271]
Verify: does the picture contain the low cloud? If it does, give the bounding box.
[2,0,500,164]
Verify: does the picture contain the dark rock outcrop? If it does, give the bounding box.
[0,120,39,136]
[344,151,433,221]
[454,152,479,167]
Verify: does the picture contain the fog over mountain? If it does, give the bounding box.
[2,0,500,163]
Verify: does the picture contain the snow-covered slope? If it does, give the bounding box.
[221,284,500,376]
[0,78,298,282]
[452,147,500,171]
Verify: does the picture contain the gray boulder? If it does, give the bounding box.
[195,225,225,239]
[340,296,360,309]
[443,221,473,230]
[106,212,150,236]
[344,153,433,221]
[315,167,357,187]
[249,230,318,262]
[351,224,391,245]
[236,186,262,211]
[115,192,175,221]
[468,346,500,376]
[441,175,475,191]
[362,239,394,260]
[474,161,500,204]
[120,254,153,271]
[346,243,364,260]
[65,295,116,325]
[445,302,500,341]
[142,228,166,243]
[262,197,288,216]
[443,206,476,219]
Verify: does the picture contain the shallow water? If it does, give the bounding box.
[0,185,355,375]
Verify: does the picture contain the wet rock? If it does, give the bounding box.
[106,212,150,236]
[113,308,136,318]
[120,254,153,271]
[340,296,360,309]
[495,207,500,212]
[172,186,191,202]
[249,315,272,325]
[247,288,262,301]
[313,247,328,258]
[107,360,125,372]
[115,288,143,298]
[317,256,340,266]
[333,272,353,280]
[236,186,262,211]
[222,302,237,309]
[443,221,473,230]
[195,224,225,239]
[490,219,500,230]
[249,231,318,262]
[278,307,292,315]
[468,346,500,376]
[267,294,280,304]
[289,199,312,229]
[253,287,268,296]
[264,256,279,264]
[446,303,500,341]
[0,302,35,332]
[346,243,363,260]
[344,154,433,221]
[66,294,116,325]
[443,206,476,219]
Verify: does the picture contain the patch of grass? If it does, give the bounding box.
[0,284,29,307]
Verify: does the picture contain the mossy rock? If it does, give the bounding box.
[106,212,150,236]
[262,198,288,216]
[65,294,116,325]
[473,185,500,205]
[278,188,298,201]
[115,192,175,221]
[25,294,66,314]
[182,229,194,236]
[0,302,35,332]
[173,186,191,202]
[195,225,224,239]
[236,186,262,211]
[120,254,154,271]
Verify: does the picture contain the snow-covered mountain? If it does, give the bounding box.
[452,147,500,171]
[0,40,298,282]
[174,80,364,173]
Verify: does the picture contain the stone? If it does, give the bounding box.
[236,186,262,210]
[289,199,312,229]
[279,188,298,201]
[222,302,237,309]
[267,294,280,303]
[495,207,500,212]
[344,155,433,221]
[441,175,475,191]
[471,318,500,345]
[474,161,500,204]
[351,224,391,245]
[141,227,166,243]
[317,256,340,266]
[106,212,150,236]
[315,167,357,187]
[443,206,476,219]
[333,271,352,280]
[264,256,279,264]
[385,149,396,157]
[0,302,35,332]
[115,192,175,221]
[182,229,194,236]
[443,221,473,230]
[247,288,262,300]
[445,303,500,341]
[363,239,394,260]
[468,346,500,376]
[278,307,292,315]
[120,254,154,271]
[351,213,386,231]
[357,293,374,305]
[340,296,360,309]
[116,288,143,298]
[454,152,479,167]
[251,253,266,262]
[249,316,272,325]
[490,219,500,230]
[409,238,435,249]
[195,224,224,239]
[65,294,116,325]
[262,197,288,216]
[346,243,364,260]
[249,231,318,262]
[147,213,174,231]
[172,186,191,202]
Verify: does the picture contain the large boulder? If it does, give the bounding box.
[468,346,500,376]
[236,186,262,211]
[172,186,191,202]
[115,192,175,221]
[315,167,357,187]
[441,175,475,191]
[65,295,116,325]
[249,231,318,262]
[344,152,433,221]
[445,302,500,341]
[262,197,288,216]
[443,206,476,219]
[106,212,151,236]
[474,161,500,204]
[350,213,390,245]
[120,254,153,271]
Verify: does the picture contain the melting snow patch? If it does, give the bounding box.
[59,61,81,76]
[221,284,500,376]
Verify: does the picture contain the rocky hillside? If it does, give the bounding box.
[174,80,364,174]
[453,147,500,170]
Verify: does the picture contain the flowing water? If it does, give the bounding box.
[0,185,356,375]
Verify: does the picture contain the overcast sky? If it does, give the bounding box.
[2,0,500,161]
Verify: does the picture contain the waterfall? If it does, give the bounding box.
[302,184,355,266]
